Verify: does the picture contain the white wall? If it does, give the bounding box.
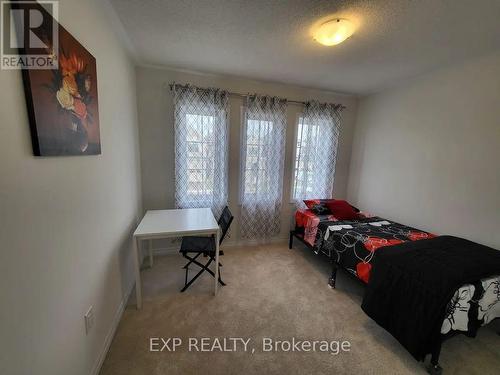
[135,66,358,247]
[0,1,142,374]
[347,52,500,249]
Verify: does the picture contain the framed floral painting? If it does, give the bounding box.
[20,7,100,156]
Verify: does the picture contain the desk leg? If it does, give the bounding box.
[214,227,220,296]
[148,239,153,268]
[133,236,142,309]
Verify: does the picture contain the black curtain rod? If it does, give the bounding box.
[167,83,347,109]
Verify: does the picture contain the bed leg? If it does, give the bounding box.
[427,342,443,375]
[289,231,294,249]
[328,262,338,289]
[427,362,443,375]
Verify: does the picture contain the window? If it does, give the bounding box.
[172,84,229,218]
[293,119,319,198]
[291,102,342,203]
[239,96,287,239]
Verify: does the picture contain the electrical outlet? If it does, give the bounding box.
[84,306,94,335]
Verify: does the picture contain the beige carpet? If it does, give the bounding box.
[100,243,500,375]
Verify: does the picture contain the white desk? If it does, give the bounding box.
[132,208,220,309]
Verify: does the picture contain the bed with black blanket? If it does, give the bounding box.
[289,212,500,373]
[362,236,500,373]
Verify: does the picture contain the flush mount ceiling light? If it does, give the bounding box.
[314,18,355,46]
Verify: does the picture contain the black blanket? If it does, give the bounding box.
[361,235,500,361]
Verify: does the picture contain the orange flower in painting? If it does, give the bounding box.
[55,52,89,121]
[59,53,85,76]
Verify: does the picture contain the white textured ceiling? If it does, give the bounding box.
[109,0,500,95]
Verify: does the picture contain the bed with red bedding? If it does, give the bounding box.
[290,202,500,374]
[293,199,434,283]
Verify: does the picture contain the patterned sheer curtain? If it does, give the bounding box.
[240,95,287,239]
[172,84,229,218]
[292,101,343,205]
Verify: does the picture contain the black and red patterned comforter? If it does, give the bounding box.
[306,216,500,339]
[312,216,435,283]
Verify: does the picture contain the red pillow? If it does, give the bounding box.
[326,200,360,220]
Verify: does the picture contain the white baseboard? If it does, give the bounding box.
[91,281,134,375]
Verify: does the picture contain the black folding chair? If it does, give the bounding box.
[179,206,233,292]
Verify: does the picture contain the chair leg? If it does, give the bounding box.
[187,257,223,280]
[180,255,226,292]
[181,258,213,292]
[183,252,202,269]
[182,252,197,289]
